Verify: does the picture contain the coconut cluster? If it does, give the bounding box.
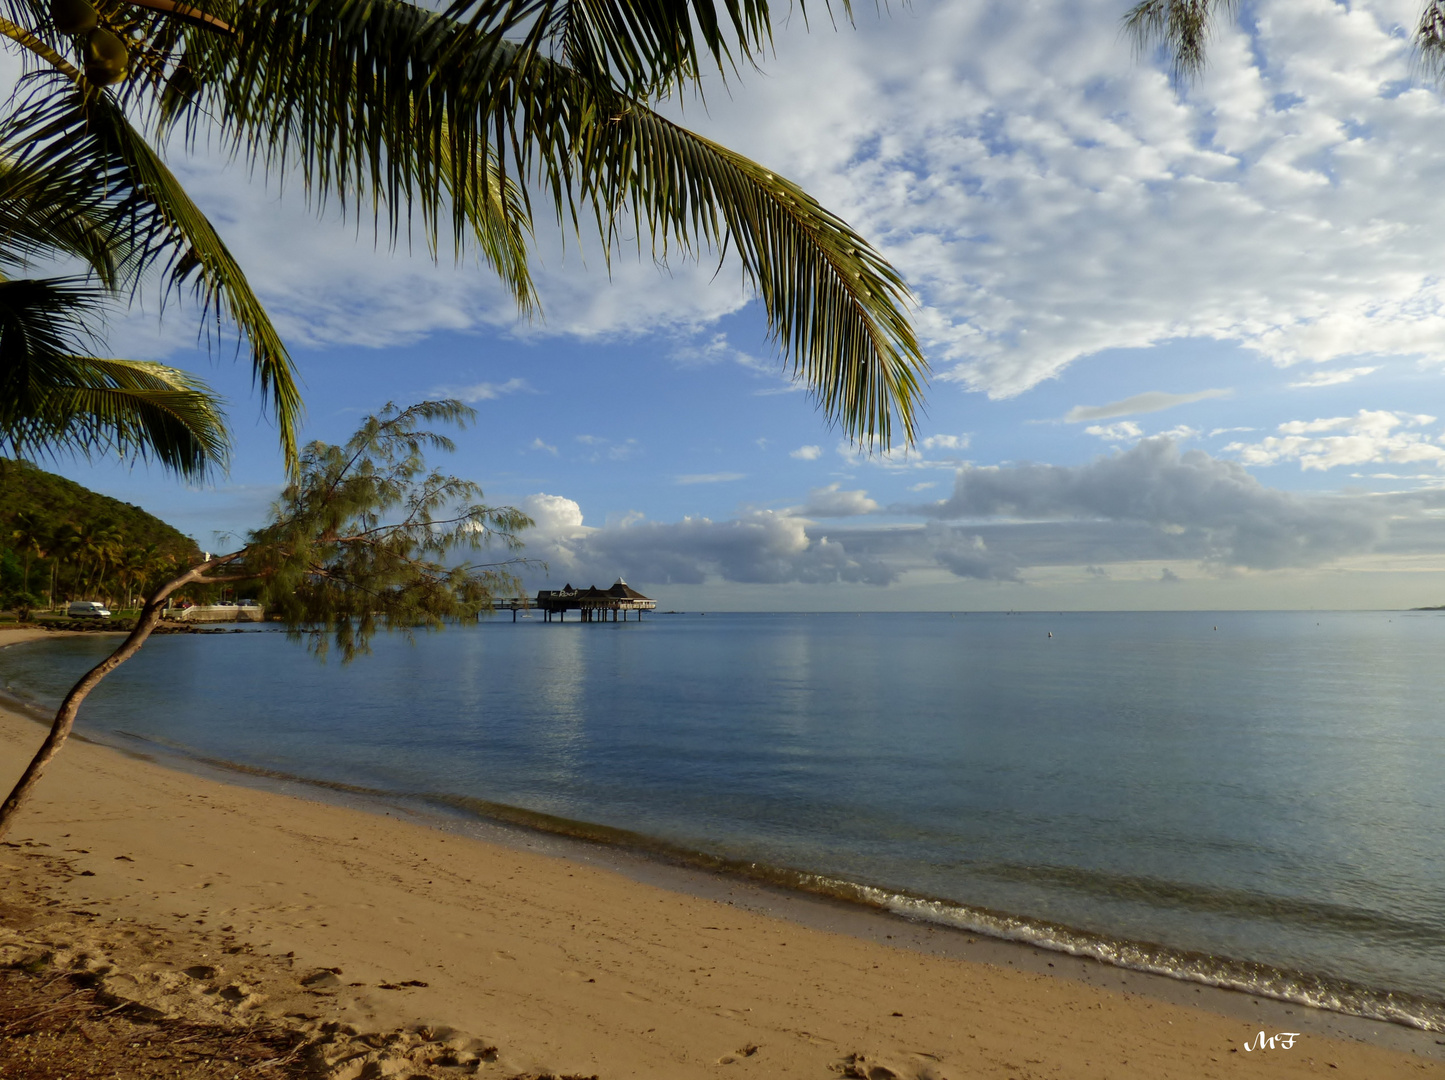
[51,0,129,85]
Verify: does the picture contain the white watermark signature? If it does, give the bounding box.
[1243,1031,1300,1051]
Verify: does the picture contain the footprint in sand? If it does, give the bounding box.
[835,1052,951,1080]
[717,1044,760,1064]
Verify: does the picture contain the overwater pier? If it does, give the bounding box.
[496,580,657,622]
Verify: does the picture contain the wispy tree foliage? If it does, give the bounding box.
[1126,0,1445,83]
[0,399,531,839]
[1,0,929,459]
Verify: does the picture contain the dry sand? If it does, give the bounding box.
[1,627,1441,1079]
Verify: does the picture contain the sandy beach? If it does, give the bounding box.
[0,627,1441,1079]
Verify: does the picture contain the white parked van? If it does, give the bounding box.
[67,601,111,619]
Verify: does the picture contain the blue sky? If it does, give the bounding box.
[32,0,1445,609]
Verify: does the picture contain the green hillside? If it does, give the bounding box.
[0,459,202,612]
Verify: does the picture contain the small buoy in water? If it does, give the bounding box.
[1047,631,1052,637]
[1213,626,1217,631]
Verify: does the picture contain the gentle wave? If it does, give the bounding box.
[89,730,1445,1035]
[854,888,1445,1033]
[969,860,1444,943]
[412,796,1445,1033]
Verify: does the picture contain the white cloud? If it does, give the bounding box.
[1158,425,1201,441]
[682,0,1445,397]
[432,377,531,403]
[915,437,1386,569]
[1084,421,1144,441]
[675,472,747,485]
[574,435,640,462]
[1289,366,1380,388]
[520,494,591,538]
[920,433,971,451]
[1225,410,1445,470]
[672,333,779,381]
[799,484,880,517]
[1066,390,1233,423]
[530,437,559,455]
[85,0,1445,426]
[833,438,971,472]
[528,508,895,586]
[511,441,1445,592]
[790,445,824,460]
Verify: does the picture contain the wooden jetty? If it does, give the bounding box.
[497,580,657,622]
[164,602,265,623]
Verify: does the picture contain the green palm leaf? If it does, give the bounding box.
[185,0,926,445]
[0,276,228,476]
[0,156,124,288]
[0,73,300,465]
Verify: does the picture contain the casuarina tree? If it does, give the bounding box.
[0,399,532,839]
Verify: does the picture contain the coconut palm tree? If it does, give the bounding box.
[0,0,928,462]
[8,508,46,592]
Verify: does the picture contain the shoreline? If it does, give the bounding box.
[55,724,1445,1050]
[2,628,1442,1077]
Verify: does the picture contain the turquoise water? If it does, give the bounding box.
[2,611,1443,1026]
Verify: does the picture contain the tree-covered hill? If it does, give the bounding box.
[1,459,202,612]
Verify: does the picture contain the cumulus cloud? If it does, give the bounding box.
[1084,421,1144,441]
[523,503,895,586]
[791,445,823,460]
[1225,410,1445,471]
[920,433,971,452]
[530,438,559,455]
[915,437,1385,570]
[520,494,591,538]
[930,530,1022,581]
[1066,390,1233,423]
[799,484,880,517]
[515,436,1440,592]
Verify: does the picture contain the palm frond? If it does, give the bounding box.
[0,155,125,288]
[576,99,925,445]
[437,0,808,98]
[0,73,301,467]
[0,276,229,476]
[186,0,923,445]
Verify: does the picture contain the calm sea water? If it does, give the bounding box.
[3,611,1443,1026]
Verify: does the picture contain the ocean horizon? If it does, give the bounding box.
[3,609,1443,1031]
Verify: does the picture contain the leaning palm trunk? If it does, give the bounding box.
[0,552,244,839]
[0,399,530,840]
